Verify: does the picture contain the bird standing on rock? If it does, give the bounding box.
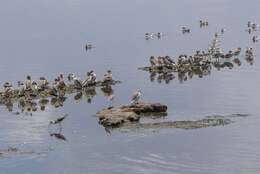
[131,90,142,105]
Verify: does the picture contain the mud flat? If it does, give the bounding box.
[97,102,168,127]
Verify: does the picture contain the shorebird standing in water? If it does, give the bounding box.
[49,114,68,125]
[103,70,113,82]
[199,20,209,27]
[233,47,241,56]
[67,73,74,82]
[24,75,32,90]
[3,82,13,97]
[38,77,48,90]
[181,26,191,34]
[252,36,259,43]
[221,28,226,34]
[131,90,142,105]
[150,56,157,67]
[83,70,97,86]
[17,81,26,96]
[157,56,165,66]
[85,43,93,50]
[68,74,82,88]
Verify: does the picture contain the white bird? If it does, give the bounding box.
[131,90,142,105]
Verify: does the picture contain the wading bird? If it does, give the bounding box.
[49,114,68,125]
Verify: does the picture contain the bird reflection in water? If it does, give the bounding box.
[100,85,115,108]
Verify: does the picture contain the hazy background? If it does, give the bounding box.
[0,0,260,173]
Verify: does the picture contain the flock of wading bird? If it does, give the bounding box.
[140,20,256,84]
[0,70,119,114]
[0,20,258,129]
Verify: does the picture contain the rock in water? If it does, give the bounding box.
[97,102,167,127]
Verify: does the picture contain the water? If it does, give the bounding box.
[0,0,260,173]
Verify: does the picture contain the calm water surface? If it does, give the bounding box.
[0,0,260,173]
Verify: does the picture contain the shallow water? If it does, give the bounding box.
[1,0,260,173]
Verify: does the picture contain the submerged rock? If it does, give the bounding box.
[101,113,250,132]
